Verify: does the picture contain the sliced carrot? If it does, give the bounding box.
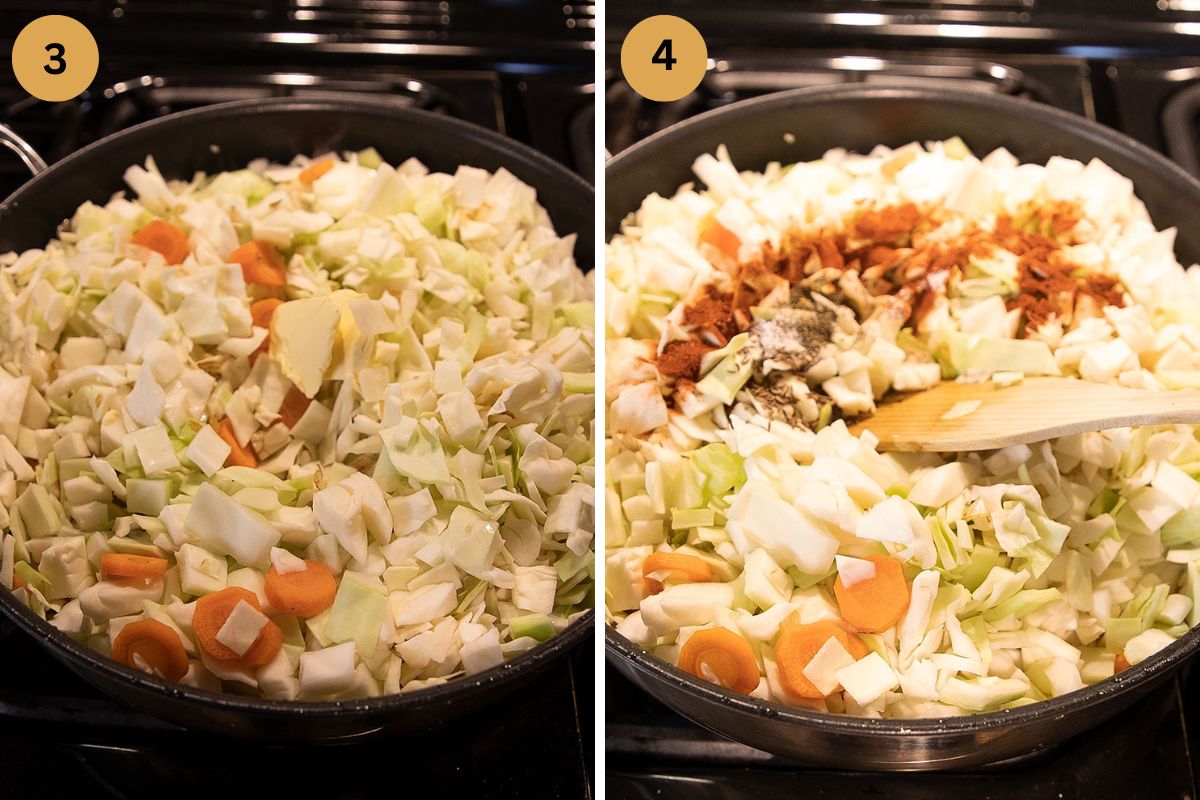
[11,573,22,590]
[229,240,287,288]
[112,619,189,682]
[238,618,283,668]
[699,216,741,261]
[249,298,283,361]
[132,219,190,265]
[299,158,334,185]
[216,419,257,468]
[250,297,283,329]
[643,552,714,595]
[278,385,312,429]
[264,560,336,618]
[1114,653,1130,673]
[775,620,869,699]
[677,627,760,694]
[193,587,265,662]
[101,553,169,581]
[833,554,910,633]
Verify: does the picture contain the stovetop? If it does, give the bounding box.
[606,2,1200,797]
[608,0,1200,56]
[0,1,596,199]
[605,49,1099,157]
[606,1,1200,177]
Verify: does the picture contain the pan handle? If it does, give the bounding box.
[0,123,48,177]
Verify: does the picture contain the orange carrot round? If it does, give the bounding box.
[643,552,714,595]
[249,298,283,361]
[833,554,910,633]
[264,560,336,618]
[1114,653,1131,673]
[775,620,869,699]
[250,297,283,329]
[238,618,284,668]
[216,418,257,468]
[112,619,189,682]
[299,159,334,184]
[699,216,741,260]
[101,553,169,582]
[193,586,264,662]
[229,240,287,287]
[132,219,190,265]
[278,385,313,429]
[677,627,760,694]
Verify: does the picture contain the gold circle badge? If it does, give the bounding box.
[620,15,707,103]
[12,15,99,103]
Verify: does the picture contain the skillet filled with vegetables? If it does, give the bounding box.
[0,98,594,740]
[605,85,1200,769]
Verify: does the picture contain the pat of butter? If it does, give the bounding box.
[327,289,373,380]
[271,297,339,397]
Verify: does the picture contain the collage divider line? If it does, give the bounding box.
[592,3,608,796]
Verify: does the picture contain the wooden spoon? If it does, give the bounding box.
[850,376,1200,452]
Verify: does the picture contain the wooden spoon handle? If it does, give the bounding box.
[854,377,1200,452]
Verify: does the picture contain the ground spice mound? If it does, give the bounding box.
[756,206,923,287]
[1085,274,1126,307]
[671,198,1128,389]
[750,202,987,330]
[761,232,849,284]
[657,340,714,381]
[995,202,1126,330]
[849,202,922,245]
[682,285,740,344]
[744,199,1124,335]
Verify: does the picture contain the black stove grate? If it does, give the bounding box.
[1163,79,1200,176]
[0,93,94,191]
[0,0,596,199]
[606,50,1093,155]
[1108,60,1200,180]
[92,68,504,137]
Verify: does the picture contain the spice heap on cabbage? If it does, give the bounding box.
[606,138,1200,717]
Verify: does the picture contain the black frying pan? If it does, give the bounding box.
[0,97,594,741]
[605,84,1200,770]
